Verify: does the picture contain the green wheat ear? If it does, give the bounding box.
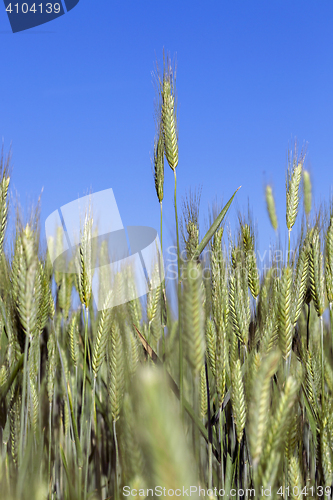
[288,455,303,499]
[161,53,178,171]
[293,233,310,326]
[68,311,80,369]
[265,185,278,231]
[286,151,303,231]
[75,215,92,308]
[320,414,333,487]
[119,393,145,481]
[325,214,333,303]
[210,226,225,328]
[131,367,199,491]
[215,319,227,407]
[46,328,57,406]
[309,226,325,317]
[240,220,260,299]
[154,127,164,203]
[92,291,113,379]
[229,263,250,346]
[13,224,41,339]
[259,375,299,477]
[182,260,206,376]
[231,358,246,443]
[200,364,208,419]
[249,349,281,470]
[108,319,124,423]
[205,318,216,377]
[303,170,312,216]
[0,147,10,257]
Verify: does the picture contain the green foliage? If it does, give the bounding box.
[0,59,333,500]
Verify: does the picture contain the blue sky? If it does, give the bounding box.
[1,1,333,306]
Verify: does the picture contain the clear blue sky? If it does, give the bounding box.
[1,1,333,305]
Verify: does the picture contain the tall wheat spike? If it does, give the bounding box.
[286,156,303,231]
[161,53,178,171]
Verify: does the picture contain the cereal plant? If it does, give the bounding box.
[0,54,332,500]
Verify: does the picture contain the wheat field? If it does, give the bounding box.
[0,53,332,499]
